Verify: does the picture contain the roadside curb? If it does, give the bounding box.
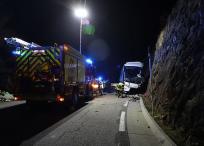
[140,97,177,146]
[0,101,26,110]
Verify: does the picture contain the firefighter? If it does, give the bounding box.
[115,82,124,98]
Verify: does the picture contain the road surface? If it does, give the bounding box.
[0,101,87,146]
[21,94,160,146]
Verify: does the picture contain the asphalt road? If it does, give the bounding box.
[0,100,88,146]
[22,94,129,146]
[0,94,160,146]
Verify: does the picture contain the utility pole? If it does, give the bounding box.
[79,18,82,54]
[74,0,88,54]
[79,0,87,54]
[148,47,153,116]
[148,47,152,81]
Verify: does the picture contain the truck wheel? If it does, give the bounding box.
[88,89,93,99]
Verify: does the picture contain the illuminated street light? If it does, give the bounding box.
[74,6,88,54]
[74,7,88,19]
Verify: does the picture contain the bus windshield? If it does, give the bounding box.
[124,66,142,83]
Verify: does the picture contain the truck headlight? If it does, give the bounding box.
[92,83,99,89]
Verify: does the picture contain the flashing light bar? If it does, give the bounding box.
[4,37,41,50]
[13,38,30,46]
[33,50,45,53]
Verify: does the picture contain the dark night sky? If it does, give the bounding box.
[0,0,177,81]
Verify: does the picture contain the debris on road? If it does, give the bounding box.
[0,90,15,102]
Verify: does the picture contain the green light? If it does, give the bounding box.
[83,25,95,35]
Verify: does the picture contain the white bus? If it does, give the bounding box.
[120,62,144,94]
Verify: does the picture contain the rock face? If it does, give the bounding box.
[146,0,204,145]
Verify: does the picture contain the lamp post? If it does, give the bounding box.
[74,7,88,54]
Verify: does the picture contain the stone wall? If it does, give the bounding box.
[146,0,204,145]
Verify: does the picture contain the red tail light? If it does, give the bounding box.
[14,97,20,101]
[56,95,64,102]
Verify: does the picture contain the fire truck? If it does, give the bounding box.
[4,37,102,105]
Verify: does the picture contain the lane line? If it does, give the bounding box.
[119,111,126,131]
[123,101,129,107]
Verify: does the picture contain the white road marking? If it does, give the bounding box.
[119,111,126,131]
[123,101,129,107]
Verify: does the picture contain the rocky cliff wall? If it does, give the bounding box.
[146,0,204,145]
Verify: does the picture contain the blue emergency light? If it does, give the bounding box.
[98,76,103,81]
[86,58,93,65]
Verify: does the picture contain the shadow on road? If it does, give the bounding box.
[0,101,88,146]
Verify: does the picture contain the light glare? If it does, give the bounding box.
[74,7,88,18]
[12,50,21,55]
[86,58,93,64]
[98,76,102,81]
[92,83,99,89]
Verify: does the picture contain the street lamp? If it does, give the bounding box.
[74,7,88,54]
